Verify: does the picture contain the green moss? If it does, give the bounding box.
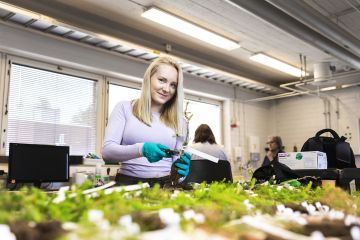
[1,181,359,239]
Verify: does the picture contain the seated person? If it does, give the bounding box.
[190,124,228,160]
[262,136,284,166]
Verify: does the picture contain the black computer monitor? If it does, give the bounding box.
[8,143,70,187]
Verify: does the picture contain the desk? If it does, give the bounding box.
[0,163,120,176]
[0,163,120,190]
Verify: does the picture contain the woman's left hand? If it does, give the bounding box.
[174,152,191,177]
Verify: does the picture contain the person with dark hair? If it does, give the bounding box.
[190,124,228,160]
[262,136,284,166]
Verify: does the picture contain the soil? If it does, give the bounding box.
[304,218,358,238]
[169,159,182,185]
[132,212,166,231]
[10,220,66,240]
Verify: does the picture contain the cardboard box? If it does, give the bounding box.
[278,151,327,169]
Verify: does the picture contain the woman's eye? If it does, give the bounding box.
[158,78,166,83]
[170,83,177,89]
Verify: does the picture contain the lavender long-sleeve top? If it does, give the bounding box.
[102,101,184,178]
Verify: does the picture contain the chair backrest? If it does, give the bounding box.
[184,159,233,184]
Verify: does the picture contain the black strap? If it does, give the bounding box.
[315,128,340,139]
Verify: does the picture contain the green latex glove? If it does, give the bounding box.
[174,152,191,177]
[288,180,301,187]
[142,142,170,163]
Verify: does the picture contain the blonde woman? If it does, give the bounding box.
[102,56,191,186]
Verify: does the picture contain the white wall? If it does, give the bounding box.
[230,100,273,170]
[330,88,360,154]
[276,95,326,152]
[276,88,360,155]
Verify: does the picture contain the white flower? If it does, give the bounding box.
[345,215,360,226]
[243,199,254,210]
[194,214,205,224]
[183,210,205,224]
[159,208,181,226]
[351,226,360,240]
[62,222,78,231]
[183,210,195,220]
[277,205,285,212]
[98,220,110,230]
[118,215,132,227]
[118,215,140,235]
[88,209,104,222]
[310,231,325,240]
[0,225,16,240]
[126,223,140,235]
[328,209,344,220]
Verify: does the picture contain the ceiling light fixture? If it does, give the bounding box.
[250,53,308,77]
[141,7,240,51]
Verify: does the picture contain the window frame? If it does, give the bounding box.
[358,118,360,154]
[0,55,106,155]
[184,93,224,144]
[0,53,5,147]
[105,77,142,125]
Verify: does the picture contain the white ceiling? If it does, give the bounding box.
[1,0,360,94]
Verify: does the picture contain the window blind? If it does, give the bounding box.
[7,64,97,155]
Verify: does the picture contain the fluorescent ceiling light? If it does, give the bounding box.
[141,7,240,50]
[320,86,336,91]
[250,53,308,77]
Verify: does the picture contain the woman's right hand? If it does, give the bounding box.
[142,142,170,163]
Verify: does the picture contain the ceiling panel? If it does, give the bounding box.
[1,0,360,96]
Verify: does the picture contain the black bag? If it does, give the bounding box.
[301,129,356,169]
[252,161,300,184]
[252,162,322,188]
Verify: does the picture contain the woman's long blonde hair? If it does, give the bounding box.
[133,56,184,136]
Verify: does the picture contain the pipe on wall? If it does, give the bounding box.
[227,0,360,69]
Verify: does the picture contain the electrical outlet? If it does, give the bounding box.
[165,43,172,53]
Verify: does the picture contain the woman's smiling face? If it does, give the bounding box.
[150,63,178,110]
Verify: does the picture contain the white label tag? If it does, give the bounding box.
[349,179,356,195]
[183,147,219,163]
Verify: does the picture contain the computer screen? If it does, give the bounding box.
[8,143,70,184]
